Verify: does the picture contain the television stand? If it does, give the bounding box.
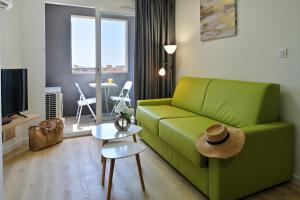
[2,117,12,125]
[2,113,28,125]
[16,113,28,118]
[2,114,40,142]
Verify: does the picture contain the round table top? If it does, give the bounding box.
[89,82,118,88]
[101,141,145,159]
[92,123,142,141]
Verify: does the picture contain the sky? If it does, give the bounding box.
[71,16,127,68]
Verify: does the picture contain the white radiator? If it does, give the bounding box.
[45,87,63,120]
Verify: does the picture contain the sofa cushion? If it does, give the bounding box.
[159,116,218,167]
[202,79,280,127]
[172,77,212,115]
[136,105,198,134]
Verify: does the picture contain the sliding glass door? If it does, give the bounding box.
[95,12,135,122]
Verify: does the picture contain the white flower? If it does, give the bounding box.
[114,100,134,116]
[127,107,135,115]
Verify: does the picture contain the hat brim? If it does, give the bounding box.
[195,127,245,159]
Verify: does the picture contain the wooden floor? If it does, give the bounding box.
[64,115,114,138]
[3,136,300,200]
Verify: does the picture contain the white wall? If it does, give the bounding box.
[0,1,23,67]
[176,0,300,179]
[0,0,41,154]
[0,16,4,200]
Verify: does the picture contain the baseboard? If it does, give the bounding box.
[3,137,28,155]
[64,130,92,139]
[3,144,29,161]
[292,175,300,186]
[3,130,93,155]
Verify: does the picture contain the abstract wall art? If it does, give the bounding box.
[200,0,237,41]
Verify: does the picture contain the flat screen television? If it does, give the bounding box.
[1,69,28,124]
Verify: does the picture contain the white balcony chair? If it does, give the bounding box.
[75,82,96,124]
[110,81,133,113]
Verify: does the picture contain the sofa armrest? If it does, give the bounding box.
[208,122,294,200]
[137,98,172,106]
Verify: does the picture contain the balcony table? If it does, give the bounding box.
[89,82,118,113]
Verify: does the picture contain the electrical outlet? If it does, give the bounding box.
[278,48,288,58]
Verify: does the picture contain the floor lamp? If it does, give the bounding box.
[159,45,177,95]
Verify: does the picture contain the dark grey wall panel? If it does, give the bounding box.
[46,4,135,116]
[46,4,95,116]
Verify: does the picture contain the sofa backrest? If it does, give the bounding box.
[201,79,280,127]
[172,77,212,115]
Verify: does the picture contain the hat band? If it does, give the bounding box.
[207,133,230,145]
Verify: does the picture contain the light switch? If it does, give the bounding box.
[278,48,288,58]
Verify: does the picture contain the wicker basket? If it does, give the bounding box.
[29,118,64,151]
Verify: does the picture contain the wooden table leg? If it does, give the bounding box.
[133,134,137,143]
[102,157,107,186]
[101,140,108,163]
[135,154,145,191]
[107,159,115,200]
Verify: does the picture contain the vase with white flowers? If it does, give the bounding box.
[114,100,135,131]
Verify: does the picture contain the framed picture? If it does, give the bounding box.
[200,0,237,41]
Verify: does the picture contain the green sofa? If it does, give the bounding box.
[136,77,294,200]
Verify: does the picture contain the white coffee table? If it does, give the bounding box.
[101,141,146,200]
[91,123,145,200]
[92,123,142,143]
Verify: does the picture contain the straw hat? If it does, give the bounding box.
[195,124,245,159]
